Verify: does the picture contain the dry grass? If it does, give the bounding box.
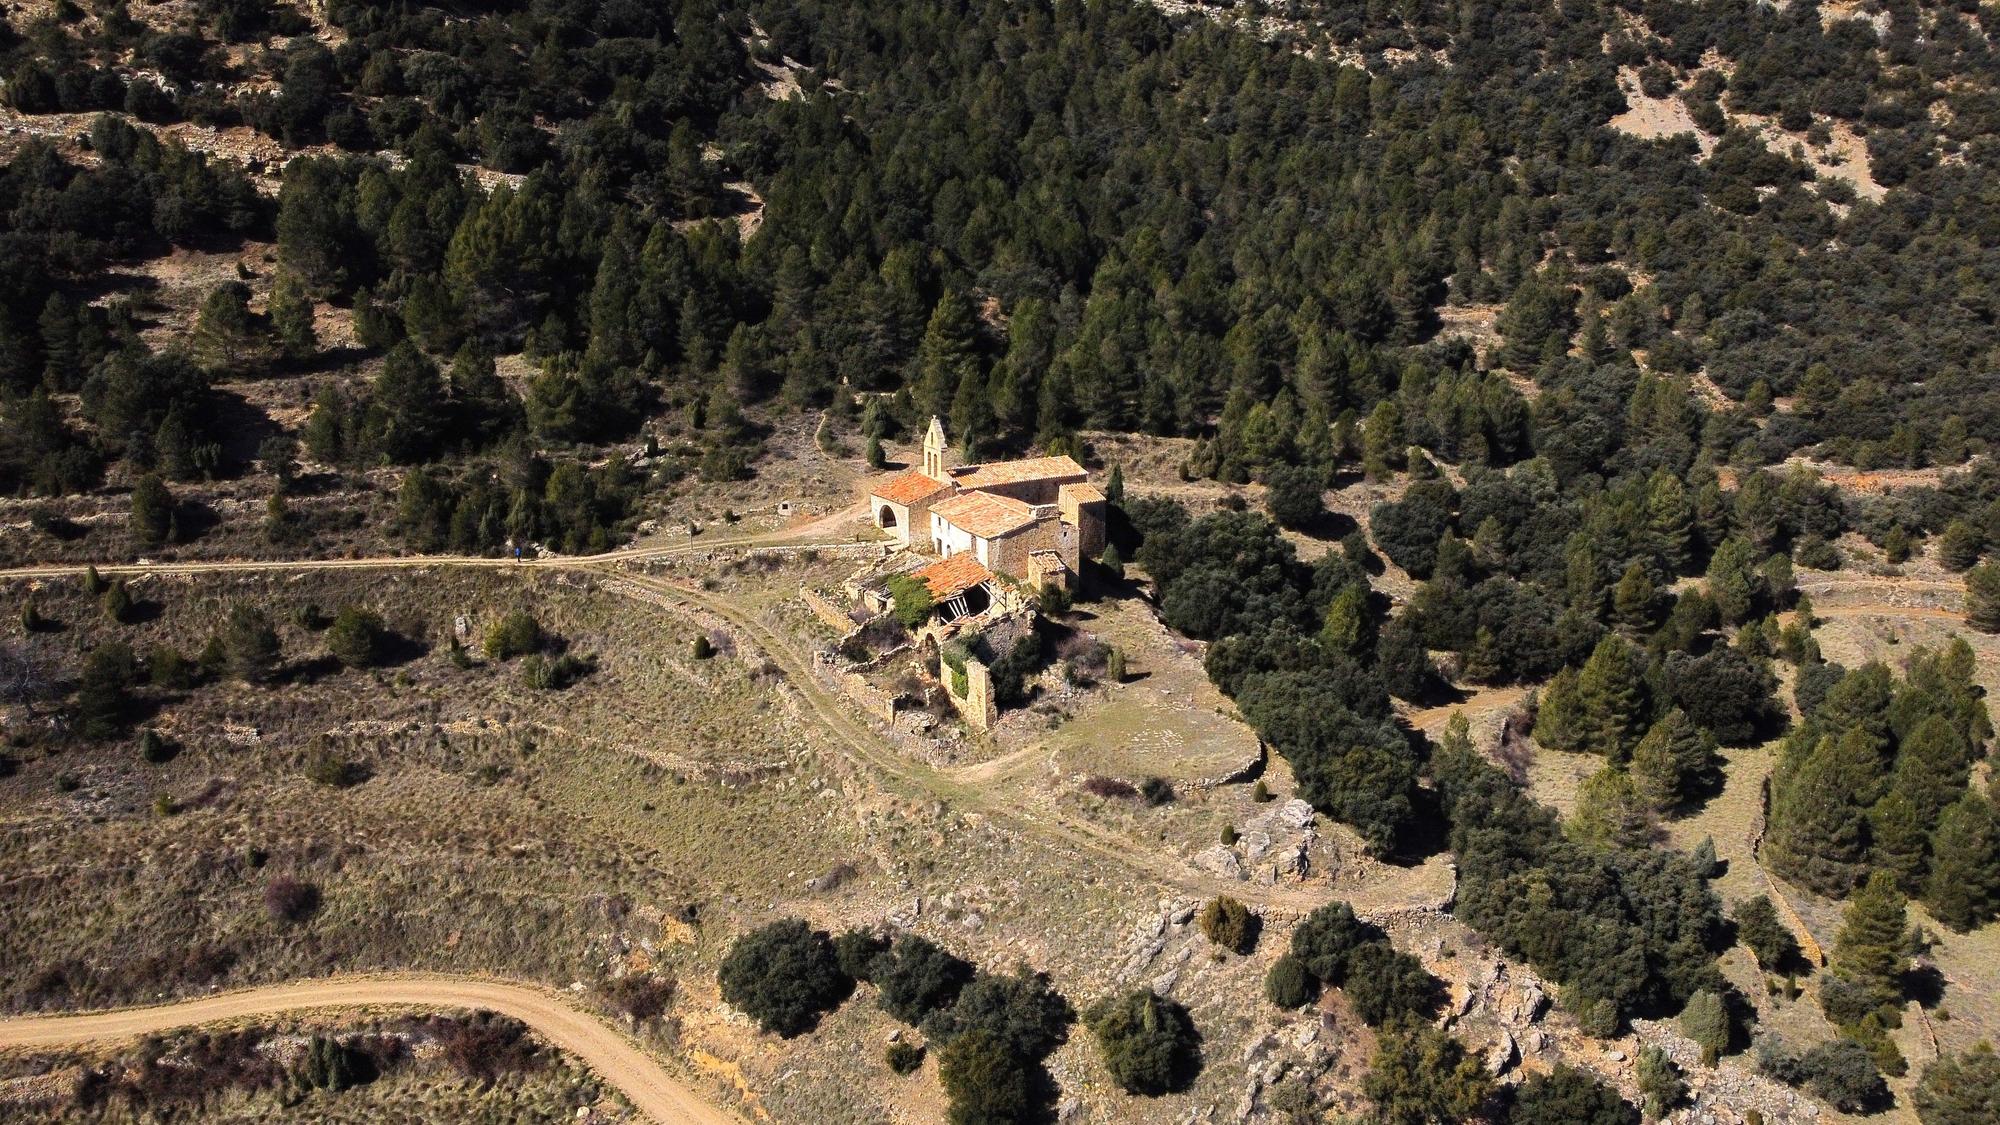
[0,561,1317,1122]
[0,1012,627,1123]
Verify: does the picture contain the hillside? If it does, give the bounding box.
[4,0,2000,1122]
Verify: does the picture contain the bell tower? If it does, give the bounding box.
[923,415,947,479]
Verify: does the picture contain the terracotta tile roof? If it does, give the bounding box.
[1060,482,1105,504]
[931,491,1038,539]
[913,554,993,599]
[870,469,953,506]
[947,455,1087,490]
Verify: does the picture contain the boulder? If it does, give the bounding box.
[1193,845,1245,880]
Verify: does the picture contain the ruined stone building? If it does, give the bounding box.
[867,417,1105,597]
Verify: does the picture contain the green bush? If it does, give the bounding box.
[325,606,389,668]
[1083,989,1200,1096]
[1289,902,1378,985]
[1913,1042,2000,1124]
[887,575,935,628]
[300,1035,375,1092]
[717,919,851,1038]
[938,1030,1041,1125]
[834,928,891,982]
[920,968,1074,1060]
[1264,955,1316,1010]
[1341,943,1440,1026]
[1732,895,1801,970]
[304,751,362,788]
[875,935,975,1025]
[1363,1017,1492,1125]
[138,728,175,764]
[483,611,545,660]
[521,651,594,690]
[101,579,133,623]
[1508,1065,1637,1125]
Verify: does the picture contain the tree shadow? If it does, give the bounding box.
[1386,784,1452,864]
[204,389,286,472]
[1903,963,1947,1010]
[30,513,87,541]
[287,654,343,685]
[378,631,431,668]
[171,499,221,543]
[1294,508,1360,542]
[290,344,372,377]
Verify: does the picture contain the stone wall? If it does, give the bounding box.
[991,515,1075,579]
[942,653,996,730]
[799,585,858,634]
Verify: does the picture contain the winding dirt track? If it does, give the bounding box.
[0,974,743,1125]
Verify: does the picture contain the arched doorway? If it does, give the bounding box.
[878,505,898,530]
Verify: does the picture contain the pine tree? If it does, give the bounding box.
[1463,626,1503,684]
[1764,735,1873,896]
[364,343,446,463]
[1360,399,1403,480]
[1532,666,1589,752]
[38,292,79,391]
[1104,462,1125,505]
[1576,636,1645,762]
[720,323,764,402]
[1680,989,1732,1066]
[1923,787,2000,932]
[1646,469,1694,573]
[192,281,260,376]
[1321,584,1370,655]
[1867,790,1929,894]
[1613,562,1658,632]
[948,365,992,456]
[1884,525,1912,564]
[267,269,318,363]
[1706,537,1764,625]
[917,291,979,423]
[222,604,283,685]
[129,474,174,549]
[1470,516,1507,571]
[1937,519,1984,572]
[1825,872,1908,1023]
[1967,561,2000,633]
[1892,715,1973,823]
[1572,765,1653,847]
[1630,708,1716,813]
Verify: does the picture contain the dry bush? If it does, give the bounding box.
[431,1013,547,1081]
[601,974,676,1022]
[1082,776,1137,799]
[263,876,320,923]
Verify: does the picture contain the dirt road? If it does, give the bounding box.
[0,503,877,582]
[0,974,742,1125]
